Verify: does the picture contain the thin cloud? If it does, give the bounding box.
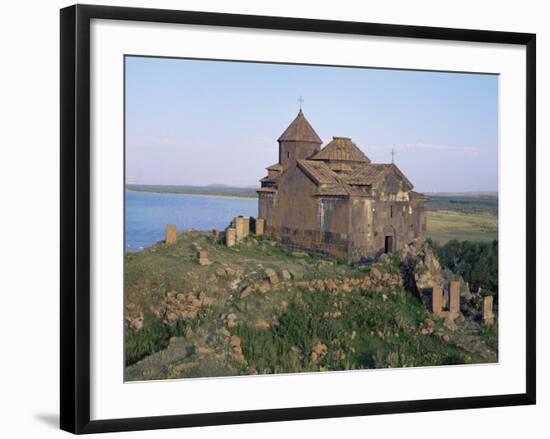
[366,142,483,158]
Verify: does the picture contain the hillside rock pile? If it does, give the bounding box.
[398,239,445,295]
[151,291,211,324]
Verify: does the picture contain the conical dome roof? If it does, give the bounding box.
[278,110,322,144]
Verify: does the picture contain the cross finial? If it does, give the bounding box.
[391,148,396,164]
[298,96,304,110]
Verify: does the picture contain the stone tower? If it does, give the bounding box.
[277,110,322,167]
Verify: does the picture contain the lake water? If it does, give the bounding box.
[125,191,258,252]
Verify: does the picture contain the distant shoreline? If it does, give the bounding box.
[126,188,257,201]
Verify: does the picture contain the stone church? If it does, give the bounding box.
[257,110,427,262]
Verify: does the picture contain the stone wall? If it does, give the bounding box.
[265,225,349,260]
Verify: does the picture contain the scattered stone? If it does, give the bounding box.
[255,319,270,330]
[443,315,457,331]
[265,268,279,285]
[226,313,238,328]
[152,292,203,325]
[240,285,255,299]
[313,342,328,356]
[228,336,241,348]
[232,353,246,364]
[281,269,292,281]
[257,281,271,293]
[198,250,211,266]
[225,267,237,277]
[292,251,308,258]
[229,278,241,291]
[370,267,382,280]
[125,305,144,331]
[216,267,227,276]
[165,224,177,245]
[441,334,450,342]
[424,318,435,328]
[195,346,213,355]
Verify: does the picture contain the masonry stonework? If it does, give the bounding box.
[483,296,495,326]
[258,110,427,261]
[431,285,443,315]
[449,281,461,314]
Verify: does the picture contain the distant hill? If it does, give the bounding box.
[427,193,498,215]
[127,184,257,199]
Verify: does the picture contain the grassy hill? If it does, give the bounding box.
[124,231,497,381]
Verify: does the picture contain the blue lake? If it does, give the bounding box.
[125,191,258,252]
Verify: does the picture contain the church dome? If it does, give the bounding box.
[277,110,323,144]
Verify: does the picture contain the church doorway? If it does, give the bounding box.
[384,235,394,253]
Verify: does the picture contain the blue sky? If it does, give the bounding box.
[125,56,498,192]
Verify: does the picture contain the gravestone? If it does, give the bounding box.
[165,224,177,245]
[226,227,236,247]
[431,284,443,315]
[255,218,265,236]
[235,216,250,241]
[482,295,495,326]
[449,281,460,314]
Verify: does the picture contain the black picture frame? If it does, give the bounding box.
[60,4,536,434]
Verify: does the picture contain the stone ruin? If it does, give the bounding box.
[429,280,461,318]
[482,295,495,326]
[399,240,496,326]
[429,280,496,327]
[165,224,177,245]
[224,215,265,247]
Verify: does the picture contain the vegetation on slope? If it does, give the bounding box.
[431,239,498,296]
[124,231,498,381]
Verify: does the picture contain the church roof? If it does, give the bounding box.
[297,159,339,185]
[278,110,323,144]
[266,163,283,171]
[311,137,371,163]
[345,163,413,189]
[345,163,390,185]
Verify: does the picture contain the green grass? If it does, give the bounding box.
[233,286,491,373]
[124,231,498,380]
[427,210,498,244]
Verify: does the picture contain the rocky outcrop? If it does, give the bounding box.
[398,239,445,295]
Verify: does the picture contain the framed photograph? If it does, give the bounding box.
[60,4,536,434]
